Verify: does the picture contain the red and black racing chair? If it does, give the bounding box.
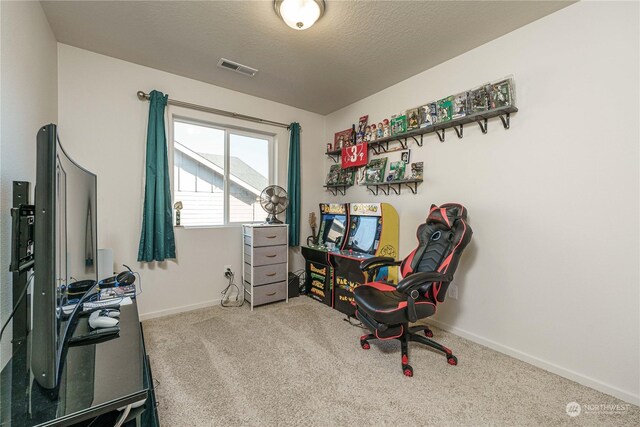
[354,203,472,376]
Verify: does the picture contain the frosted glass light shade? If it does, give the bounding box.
[275,0,324,30]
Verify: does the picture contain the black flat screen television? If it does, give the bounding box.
[32,124,98,389]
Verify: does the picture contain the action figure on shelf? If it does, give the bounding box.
[370,123,377,141]
[364,125,372,143]
[382,119,391,137]
[377,122,384,139]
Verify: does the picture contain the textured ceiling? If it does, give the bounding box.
[41,1,573,114]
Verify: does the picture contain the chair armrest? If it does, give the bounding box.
[359,257,401,272]
[396,271,452,294]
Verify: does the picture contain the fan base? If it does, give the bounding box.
[265,215,283,224]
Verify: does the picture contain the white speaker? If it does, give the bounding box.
[97,248,114,282]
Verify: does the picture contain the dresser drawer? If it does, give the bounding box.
[244,226,287,247]
[245,262,287,286]
[250,245,287,266]
[252,281,287,306]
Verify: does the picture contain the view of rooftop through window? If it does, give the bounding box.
[173,120,271,226]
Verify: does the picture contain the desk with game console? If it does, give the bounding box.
[302,202,399,317]
[0,300,159,426]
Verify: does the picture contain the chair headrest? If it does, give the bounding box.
[427,203,467,228]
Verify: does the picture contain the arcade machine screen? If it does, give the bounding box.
[320,215,347,247]
[347,216,382,255]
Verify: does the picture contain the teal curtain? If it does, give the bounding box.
[286,123,301,246]
[137,90,176,262]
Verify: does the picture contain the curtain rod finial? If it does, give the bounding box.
[137,91,148,101]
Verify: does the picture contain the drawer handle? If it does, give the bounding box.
[266,272,277,277]
[265,235,277,239]
[265,254,277,258]
[266,291,277,296]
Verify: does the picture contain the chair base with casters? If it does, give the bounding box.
[356,310,456,377]
[353,203,472,377]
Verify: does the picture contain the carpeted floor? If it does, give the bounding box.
[142,297,638,426]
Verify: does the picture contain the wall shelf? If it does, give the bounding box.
[323,184,351,196]
[324,106,517,195]
[363,179,423,196]
[325,149,342,163]
[365,105,518,152]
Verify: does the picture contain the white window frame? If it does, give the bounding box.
[171,115,275,227]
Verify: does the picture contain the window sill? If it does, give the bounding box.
[174,222,265,230]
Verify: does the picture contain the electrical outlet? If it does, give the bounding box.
[223,265,232,276]
[448,284,458,300]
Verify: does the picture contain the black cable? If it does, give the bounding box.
[221,272,244,308]
[0,272,34,343]
[343,316,366,329]
[291,269,306,294]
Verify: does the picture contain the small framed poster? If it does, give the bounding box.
[334,128,353,150]
[342,142,368,169]
[401,150,411,164]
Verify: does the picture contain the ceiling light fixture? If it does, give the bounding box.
[274,0,325,31]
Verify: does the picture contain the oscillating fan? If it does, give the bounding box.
[259,185,289,224]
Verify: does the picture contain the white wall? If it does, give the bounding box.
[57,44,326,320]
[0,1,58,368]
[325,2,639,404]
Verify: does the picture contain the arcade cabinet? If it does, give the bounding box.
[301,203,349,307]
[330,203,399,317]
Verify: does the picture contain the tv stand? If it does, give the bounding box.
[0,300,159,426]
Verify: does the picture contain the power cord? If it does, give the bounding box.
[343,315,366,329]
[0,272,34,343]
[221,269,244,308]
[291,269,306,294]
[122,264,142,296]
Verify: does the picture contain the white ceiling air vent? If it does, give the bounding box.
[217,58,258,77]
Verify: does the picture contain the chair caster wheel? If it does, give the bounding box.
[360,340,370,350]
[447,355,458,366]
[424,329,433,338]
[403,365,413,377]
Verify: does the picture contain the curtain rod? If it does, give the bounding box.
[136,91,292,130]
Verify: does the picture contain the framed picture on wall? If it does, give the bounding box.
[401,150,411,164]
[334,128,352,150]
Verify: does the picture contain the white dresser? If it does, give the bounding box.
[242,224,289,310]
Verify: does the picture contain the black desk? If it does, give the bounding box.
[0,301,153,426]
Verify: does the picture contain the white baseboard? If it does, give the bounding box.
[139,298,221,321]
[428,319,640,406]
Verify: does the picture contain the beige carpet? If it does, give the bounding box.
[142,297,638,426]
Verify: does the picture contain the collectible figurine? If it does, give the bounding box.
[452,92,468,119]
[391,115,407,136]
[174,201,183,227]
[406,108,420,130]
[364,125,372,142]
[491,80,512,108]
[377,122,384,139]
[437,96,453,123]
[370,124,377,141]
[382,119,391,137]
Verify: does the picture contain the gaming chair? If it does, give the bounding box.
[353,203,472,376]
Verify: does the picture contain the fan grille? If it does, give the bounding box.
[260,185,289,215]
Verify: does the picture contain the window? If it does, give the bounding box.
[173,118,273,226]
